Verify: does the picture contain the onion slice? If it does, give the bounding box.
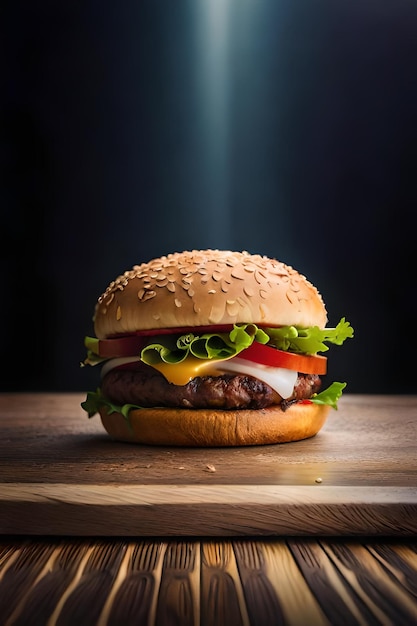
[217,358,298,399]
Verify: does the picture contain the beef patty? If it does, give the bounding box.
[101,364,322,410]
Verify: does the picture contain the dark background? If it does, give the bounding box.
[2,1,416,394]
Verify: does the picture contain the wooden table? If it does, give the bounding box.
[0,393,416,624]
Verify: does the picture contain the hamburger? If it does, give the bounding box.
[82,249,353,446]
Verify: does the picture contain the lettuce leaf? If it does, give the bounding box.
[265,318,354,354]
[141,323,270,366]
[310,382,346,409]
[140,319,352,365]
[81,389,141,429]
[81,337,107,367]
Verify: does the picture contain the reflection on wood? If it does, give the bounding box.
[322,542,417,625]
[261,542,329,625]
[1,538,415,625]
[376,543,417,605]
[55,542,126,626]
[156,542,199,626]
[289,541,375,625]
[201,542,248,626]
[105,542,164,626]
[233,541,285,625]
[0,542,59,625]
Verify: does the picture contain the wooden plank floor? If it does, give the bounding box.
[1,538,416,625]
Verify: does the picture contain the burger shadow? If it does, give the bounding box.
[54,433,146,461]
[61,432,187,460]
[64,433,142,453]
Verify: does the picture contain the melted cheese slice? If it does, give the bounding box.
[101,355,298,399]
[101,355,228,385]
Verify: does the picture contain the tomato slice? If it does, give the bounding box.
[97,336,147,358]
[239,342,327,375]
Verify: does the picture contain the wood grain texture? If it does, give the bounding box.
[0,483,416,536]
[321,542,417,625]
[0,393,416,536]
[0,538,416,626]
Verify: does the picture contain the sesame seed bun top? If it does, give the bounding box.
[93,249,328,339]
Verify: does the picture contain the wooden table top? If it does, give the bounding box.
[1,393,416,624]
[0,393,416,536]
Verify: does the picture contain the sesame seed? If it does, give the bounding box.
[254,271,264,284]
[286,290,295,303]
[231,267,245,280]
[142,290,156,301]
[226,300,239,316]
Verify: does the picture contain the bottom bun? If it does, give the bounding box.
[99,402,330,447]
